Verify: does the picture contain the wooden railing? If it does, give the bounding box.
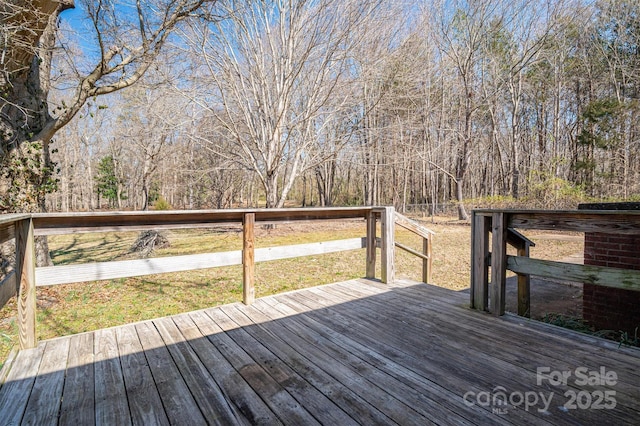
[470,209,640,316]
[0,207,410,349]
[394,212,435,284]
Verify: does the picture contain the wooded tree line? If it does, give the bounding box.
[3,0,639,220]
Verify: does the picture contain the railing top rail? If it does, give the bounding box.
[394,212,435,239]
[472,208,640,215]
[473,209,640,234]
[0,214,30,226]
[23,207,376,235]
[506,228,535,249]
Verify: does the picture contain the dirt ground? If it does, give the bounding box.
[504,276,583,319]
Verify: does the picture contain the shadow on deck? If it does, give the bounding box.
[0,279,638,425]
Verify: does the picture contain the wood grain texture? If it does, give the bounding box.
[506,228,535,249]
[153,316,241,425]
[0,279,639,425]
[471,213,490,311]
[508,211,640,233]
[196,309,319,425]
[365,211,376,279]
[516,246,531,318]
[380,207,395,283]
[254,238,365,262]
[0,222,15,245]
[490,212,508,316]
[176,313,275,425]
[36,250,244,286]
[94,328,131,426]
[22,339,70,425]
[394,241,429,261]
[0,343,45,424]
[243,213,255,305]
[394,212,435,238]
[59,333,95,425]
[0,271,16,310]
[31,207,372,235]
[507,255,640,291]
[134,321,208,425]
[116,325,169,425]
[423,236,432,284]
[36,238,366,287]
[15,219,36,349]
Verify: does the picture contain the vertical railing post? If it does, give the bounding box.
[517,244,531,318]
[422,235,432,284]
[380,207,395,284]
[242,213,255,305]
[15,218,36,349]
[470,212,490,311]
[490,212,508,315]
[365,211,376,279]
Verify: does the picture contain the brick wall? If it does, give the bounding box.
[580,203,640,336]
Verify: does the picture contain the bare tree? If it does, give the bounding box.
[1,0,218,213]
[186,0,381,207]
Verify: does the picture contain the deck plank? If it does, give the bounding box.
[341,280,640,396]
[315,281,640,424]
[215,305,357,425]
[0,343,45,424]
[21,339,69,425]
[283,287,568,424]
[175,313,278,425]
[0,278,638,425]
[59,333,95,425]
[317,284,613,423]
[134,321,208,425]
[94,328,131,426]
[250,298,507,426]
[153,315,242,425]
[116,324,170,425]
[277,291,539,424]
[193,309,320,425]
[235,301,398,425]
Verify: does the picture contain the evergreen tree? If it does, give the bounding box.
[95,155,125,208]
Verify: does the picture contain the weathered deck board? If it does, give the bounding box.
[134,321,207,425]
[0,343,45,425]
[59,333,94,425]
[94,328,131,425]
[0,278,639,425]
[115,325,169,425]
[21,338,69,425]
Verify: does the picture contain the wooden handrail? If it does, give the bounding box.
[0,207,400,349]
[505,228,535,318]
[394,212,435,284]
[471,209,640,317]
[394,212,435,238]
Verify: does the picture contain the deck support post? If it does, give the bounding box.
[365,211,376,279]
[15,218,37,349]
[422,235,432,284]
[517,245,531,317]
[242,213,255,305]
[490,212,508,315]
[380,207,395,284]
[470,212,490,311]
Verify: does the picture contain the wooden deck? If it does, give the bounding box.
[0,279,638,425]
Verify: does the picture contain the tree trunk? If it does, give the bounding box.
[265,172,279,208]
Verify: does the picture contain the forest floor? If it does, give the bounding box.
[0,215,585,367]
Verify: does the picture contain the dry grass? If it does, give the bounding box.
[0,216,584,366]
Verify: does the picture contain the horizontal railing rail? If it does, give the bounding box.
[471,209,640,316]
[0,207,404,350]
[35,238,368,286]
[394,212,435,284]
